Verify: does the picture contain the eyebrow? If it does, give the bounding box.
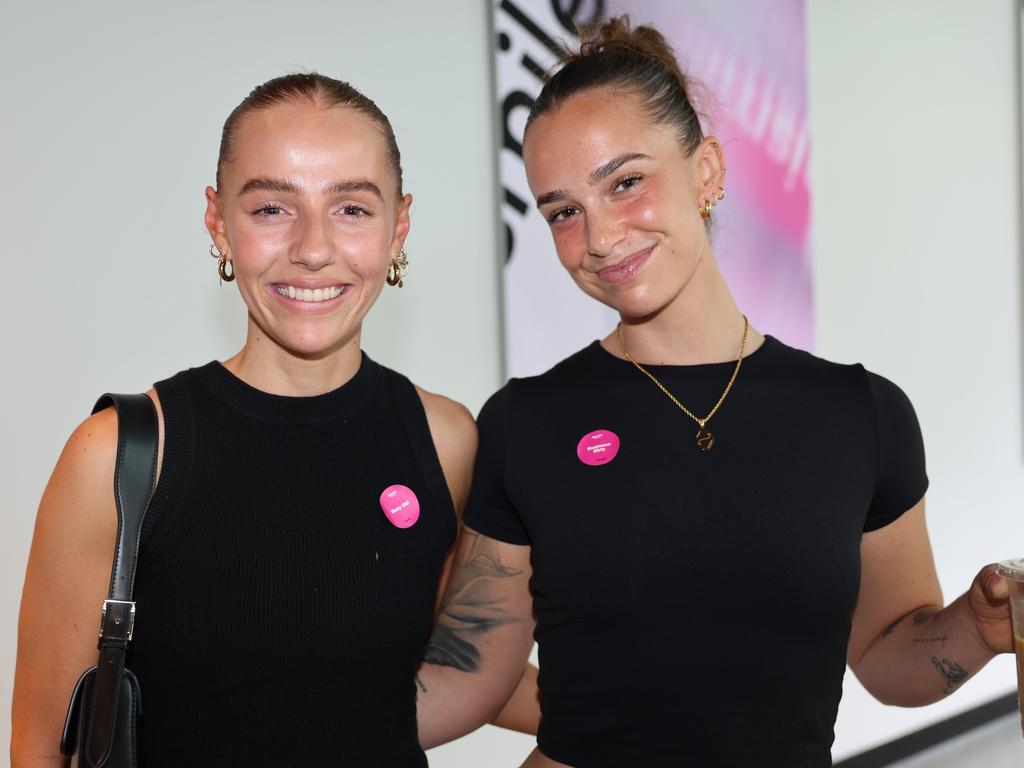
[325,179,383,200]
[589,152,649,183]
[535,152,650,208]
[238,177,301,196]
[238,177,383,201]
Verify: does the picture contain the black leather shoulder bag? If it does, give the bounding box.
[60,393,159,768]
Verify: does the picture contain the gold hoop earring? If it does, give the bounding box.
[218,256,235,283]
[699,200,714,221]
[386,247,409,288]
[715,186,726,202]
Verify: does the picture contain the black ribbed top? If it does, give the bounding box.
[130,355,456,766]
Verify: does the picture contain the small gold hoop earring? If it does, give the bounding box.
[218,256,235,283]
[699,200,713,221]
[386,247,409,288]
[715,186,726,202]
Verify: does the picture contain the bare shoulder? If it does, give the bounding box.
[38,388,162,546]
[415,387,476,444]
[414,386,478,511]
[46,406,120,534]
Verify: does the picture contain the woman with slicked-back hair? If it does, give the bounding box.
[12,73,537,767]
[416,17,1015,767]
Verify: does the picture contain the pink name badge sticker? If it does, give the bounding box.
[576,429,621,466]
[379,484,421,529]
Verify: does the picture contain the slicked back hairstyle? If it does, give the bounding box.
[216,72,403,194]
[526,16,704,157]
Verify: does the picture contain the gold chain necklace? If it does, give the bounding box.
[615,315,749,452]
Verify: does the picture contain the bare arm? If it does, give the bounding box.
[847,499,1012,706]
[416,527,536,748]
[409,389,540,746]
[11,393,163,767]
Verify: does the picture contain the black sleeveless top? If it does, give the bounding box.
[127,355,455,766]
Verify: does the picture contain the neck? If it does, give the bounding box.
[222,319,363,396]
[606,248,764,365]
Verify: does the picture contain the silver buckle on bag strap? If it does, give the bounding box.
[99,599,136,642]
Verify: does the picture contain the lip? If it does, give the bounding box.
[267,282,351,312]
[596,246,653,286]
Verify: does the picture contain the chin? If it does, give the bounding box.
[585,282,667,321]
[286,339,347,360]
[264,323,353,360]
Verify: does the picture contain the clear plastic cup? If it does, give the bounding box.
[997,558,1024,736]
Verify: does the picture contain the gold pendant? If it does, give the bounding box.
[696,427,714,451]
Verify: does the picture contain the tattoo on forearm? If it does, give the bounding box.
[423,531,523,673]
[883,608,938,639]
[415,675,427,694]
[912,634,949,647]
[930,656,968,694]
[882,617,902,638]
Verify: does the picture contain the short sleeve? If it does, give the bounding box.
[864,371,929,531]
[462,384,531,545]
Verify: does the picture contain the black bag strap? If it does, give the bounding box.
[84,393,158,767]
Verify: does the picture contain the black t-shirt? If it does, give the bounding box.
[463,336,927,768]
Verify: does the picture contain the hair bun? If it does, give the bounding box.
[527,13,705,159]
[577,15,687,86]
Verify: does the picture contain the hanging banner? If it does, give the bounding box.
[493,0,812,378]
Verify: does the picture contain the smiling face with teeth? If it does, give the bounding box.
[523,88,725,324]
[204,98,410,370]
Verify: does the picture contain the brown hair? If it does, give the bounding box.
[526,16,704,156]
[216,72,403,194]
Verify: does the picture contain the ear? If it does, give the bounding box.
[204,186,230,253]
[390,193,413,252]
[693,137,727,208]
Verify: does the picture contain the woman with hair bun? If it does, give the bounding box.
[418,16,1014,767]
[12,72,535,766]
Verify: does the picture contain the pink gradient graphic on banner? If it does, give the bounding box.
[613,0,813,349]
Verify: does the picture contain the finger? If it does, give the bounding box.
[968,564,1010,620]
[984,571,1009,601]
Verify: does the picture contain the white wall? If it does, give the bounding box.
[808,0,1023,759]
[3,0,1022,765]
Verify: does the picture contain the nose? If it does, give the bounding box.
[584,210,625,259]
[291,212,334,270]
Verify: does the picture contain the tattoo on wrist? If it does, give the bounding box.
[930,656,968,695]
[423,531,523,673]
[415,675,427,694]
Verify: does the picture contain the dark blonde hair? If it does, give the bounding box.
[526,16,704,156]
[216,72,403,193]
